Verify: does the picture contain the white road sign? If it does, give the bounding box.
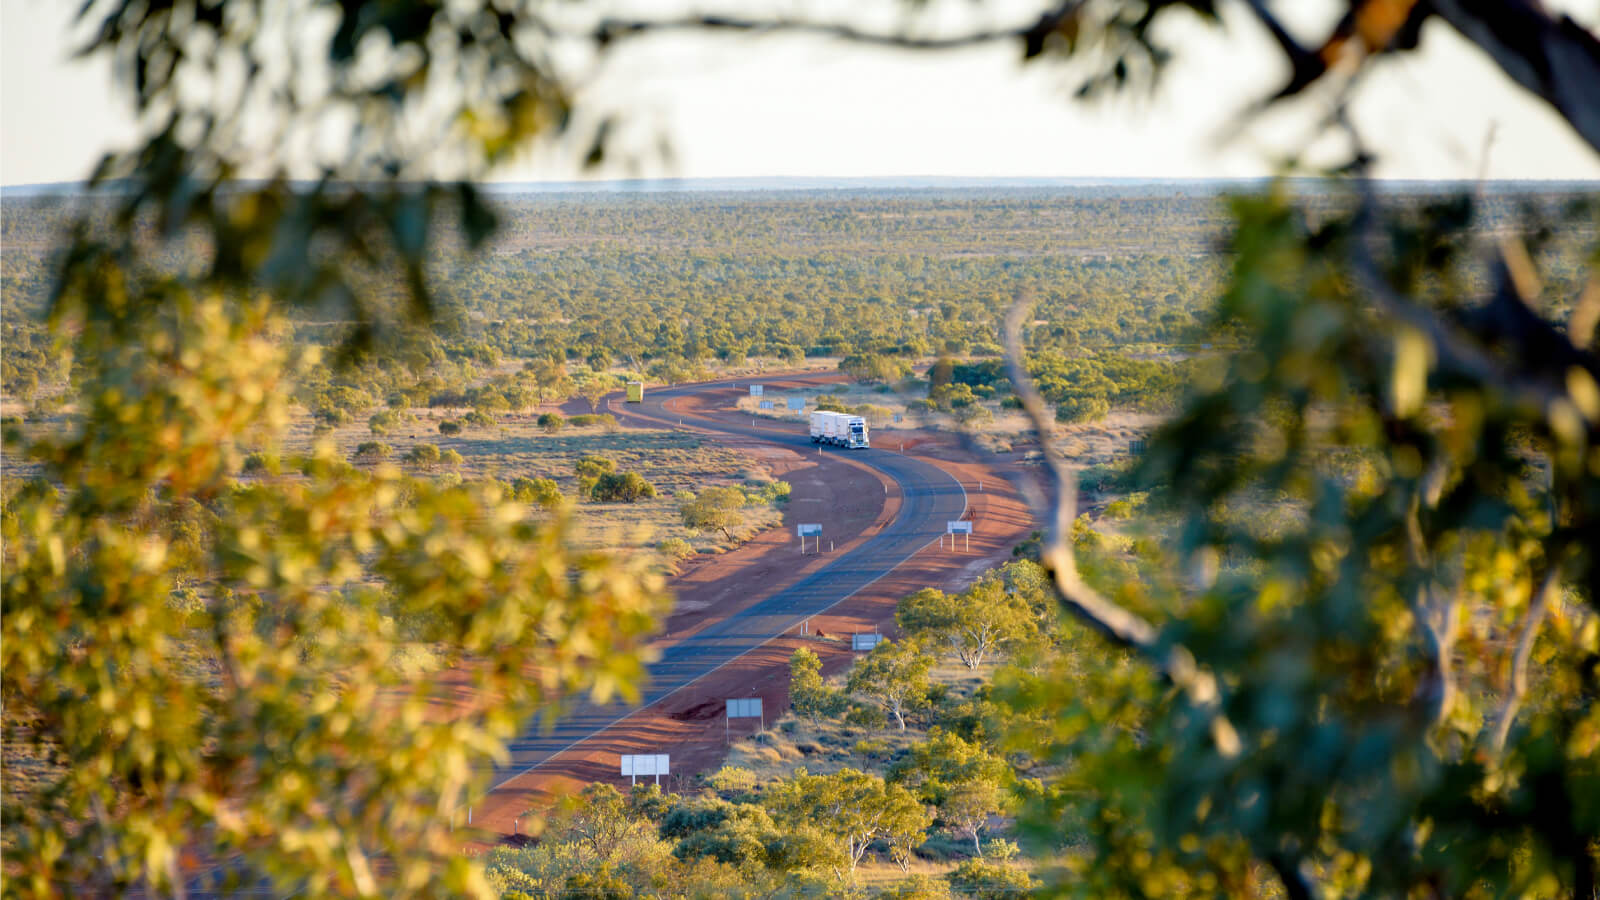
[851,633,883,651]
[726,698,763,719]
[947,521,974,534]
[797,523,822,537]
[620,754,670,777]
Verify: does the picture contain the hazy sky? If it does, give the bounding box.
[4,1,1598,187]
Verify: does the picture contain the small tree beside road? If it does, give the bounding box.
[763,768,931,881]
[580,376,619,413]
[789,647,846,723]
[846,639,933,732]
[896,574,1036,670]
[889,730,1012,858]
[680,486,749,540]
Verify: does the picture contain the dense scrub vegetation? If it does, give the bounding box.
[5,183,1596,898]
[483,559,1064,898]
[8,187,1589,432]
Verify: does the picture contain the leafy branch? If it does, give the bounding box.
[1001,297,1243,759]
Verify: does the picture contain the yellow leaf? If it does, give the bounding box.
[1390,327,1432,418]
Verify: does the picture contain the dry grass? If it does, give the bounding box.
[275,410,785,555]
[853,857,960,890]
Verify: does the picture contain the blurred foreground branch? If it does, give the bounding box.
[1001,297,1242,759]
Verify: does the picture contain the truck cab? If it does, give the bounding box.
[846,418,869,448]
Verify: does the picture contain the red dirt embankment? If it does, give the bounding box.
[467,380,1035,840]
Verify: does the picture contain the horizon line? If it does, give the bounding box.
[5,173,1597,195]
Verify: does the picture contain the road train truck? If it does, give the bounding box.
[810,410,870,448]
[626,381,644,403]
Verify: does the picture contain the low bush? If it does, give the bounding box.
[512,476,564,508]
[656,537,695,562]
[405,443,441,467]
[946,859,1034,899]
[590,471,655,503]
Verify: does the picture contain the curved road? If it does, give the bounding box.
[488,378,966,790]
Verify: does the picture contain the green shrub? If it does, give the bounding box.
[574,455,615,479]
[844,702,889,729]
[438,420,462,435]
[590,471,655,503]
[536,411,564,433]
[313,406,352,426]
[369,410,399,435]
[352,441,392,462]
[854,404,895,426]
[404,443,441,467]
[656,538,695,562]
[512,476,564,508]
[1054,394,1110,423]
[946,859,1033,899]
[852,738,891,760]
[750,480,791,504]
[568,413,617,429]
[983,838,1021,862]
[705,766,759,798]
[813,393,849,412]
[1102,492,1147,519]
[1077,463,1135,494]
[463,409,497,428]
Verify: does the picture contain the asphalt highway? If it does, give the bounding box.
[487,379,967,790]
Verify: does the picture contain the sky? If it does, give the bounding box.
[4,1,1598,187]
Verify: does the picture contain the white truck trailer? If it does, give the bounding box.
[810,410,870,448]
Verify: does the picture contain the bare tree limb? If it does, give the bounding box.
[590,0,1600,165]
[1485,565,1559,756]
[1429,0,1600,155]
[1238,0,1329,100]
[594,3,1085,54]
[1002,296,1242,758]
[1403,494,1460,729]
